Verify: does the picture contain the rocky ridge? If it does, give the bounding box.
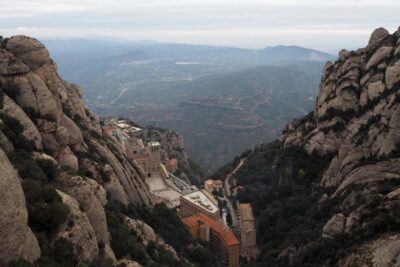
[279,27,400,265]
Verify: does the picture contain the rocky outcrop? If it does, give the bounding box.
[0,35,155,265]
[279,27,400,265]
[56,174,116,261]
[5,35,51,70]
[124,216,179,261]
[1,94,43,150]
[56,190,99,262]
[0,147,40,265]
[281,27,400,191]
[0,35,152,201]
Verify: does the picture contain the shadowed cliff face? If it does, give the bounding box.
[0,35,155,265]
[228,27,400,267]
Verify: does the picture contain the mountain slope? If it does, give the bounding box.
[127,65,321,169]
[0,36,208,267]
[221,27,400,266]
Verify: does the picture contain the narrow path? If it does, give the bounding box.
[223,158,246,229]
[111,87,127,105]
[224,158,245,197]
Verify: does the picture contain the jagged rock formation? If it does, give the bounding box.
[277,27,400,265]
[1,35,152,205]
[0,36,157,265]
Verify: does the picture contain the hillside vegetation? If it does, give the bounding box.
[218,27,400,266]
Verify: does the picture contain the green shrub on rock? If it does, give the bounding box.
[23,180,69,233]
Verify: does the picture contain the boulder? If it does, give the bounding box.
[338,49,350,61]
[385,60,400,89]
[61,114,84,146]
[365,46,393,70]
[367,28,389,52]
[5,35,51,70]
[57,146,79,171]
[104,174,129,205]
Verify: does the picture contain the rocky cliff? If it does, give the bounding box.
[278,27,400,265]
[0,36,193,266]
[230,27,400,267]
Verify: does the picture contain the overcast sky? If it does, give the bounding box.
[0,0,399,53]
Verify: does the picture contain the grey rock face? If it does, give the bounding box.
[0,148,41,265]
[1,94,43,150]
[386,59,400,89]
[6,35,51,70]
[56,190,99,262]
[280,27,400,265]
[365,46,393,70]
[0,49,30,75]
[0,35,155,264]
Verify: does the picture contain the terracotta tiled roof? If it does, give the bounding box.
[182,213,240,246]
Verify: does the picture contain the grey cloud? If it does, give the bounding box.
[0,0,399,52]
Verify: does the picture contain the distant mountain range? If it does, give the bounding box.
[44,38,333,67]
[43,38,334,170]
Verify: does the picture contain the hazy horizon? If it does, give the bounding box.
[1,0,399,53]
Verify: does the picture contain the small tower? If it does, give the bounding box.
[147,142,161,176]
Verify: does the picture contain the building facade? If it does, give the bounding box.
[180,190,220,220]
[239,203,259,259]
[182,213,240,267]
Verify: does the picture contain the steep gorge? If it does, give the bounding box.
[3,25,400,267]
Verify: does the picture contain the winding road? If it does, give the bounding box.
[223,158,246,229]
